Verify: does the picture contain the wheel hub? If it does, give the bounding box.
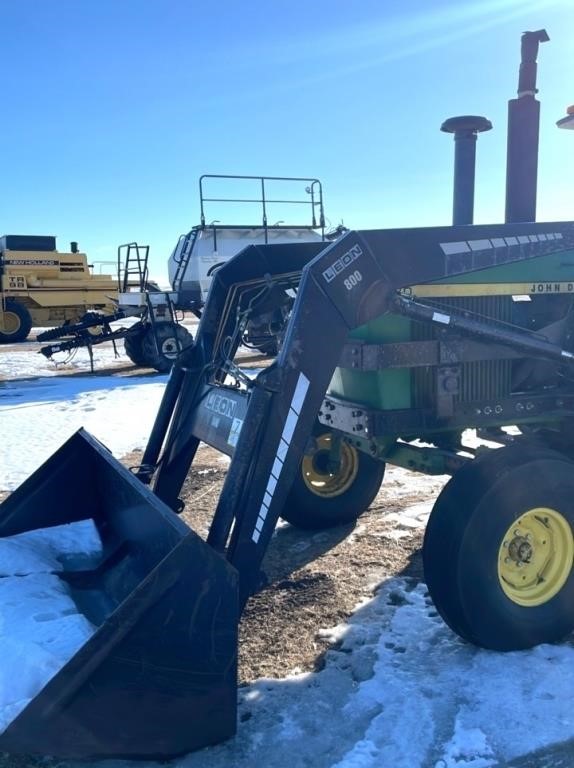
[302,434,359,498]
[0,311,20,334]
[160,338,178,358]
[498,507,574,607]
[507,535,533,564]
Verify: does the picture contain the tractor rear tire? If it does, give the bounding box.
[0,299,33,343]
[423,444,574,651]
[282,432,385,530]
[140,323,193,372]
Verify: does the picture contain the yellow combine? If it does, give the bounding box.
[0,235,117,342]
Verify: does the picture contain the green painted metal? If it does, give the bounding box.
[328,314,412,410]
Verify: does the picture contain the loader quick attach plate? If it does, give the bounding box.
[0,430,238,760]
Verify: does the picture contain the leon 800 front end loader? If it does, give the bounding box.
[0,27,573,761]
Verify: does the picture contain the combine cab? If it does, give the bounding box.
[0,26,573,762]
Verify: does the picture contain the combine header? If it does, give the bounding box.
[0,28,573,760]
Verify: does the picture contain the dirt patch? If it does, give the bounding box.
[128,446,432,684]
[237,500,425,683]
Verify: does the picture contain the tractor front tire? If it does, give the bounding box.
[423,444,574,651]
[140,322,193,372]
[282,432,385,530]
[0,299,33,343]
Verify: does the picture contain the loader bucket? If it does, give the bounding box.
[0,429,238,760]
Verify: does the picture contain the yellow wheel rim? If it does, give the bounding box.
[0,311,21,335]
[301,434,359,498]
[498,508,574,607]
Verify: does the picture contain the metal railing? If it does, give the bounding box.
[198,174,325,238]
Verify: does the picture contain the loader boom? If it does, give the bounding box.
[142,220,574,606]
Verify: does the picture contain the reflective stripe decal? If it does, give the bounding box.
[439,232,565,256]
[282,410,299,444]
[252,372,310,543]
[277,438,289,461]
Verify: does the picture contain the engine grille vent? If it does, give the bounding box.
[411,296,513,407]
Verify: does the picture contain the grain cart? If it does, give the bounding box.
[169,174,326,312]
[0,235,117,343]
[38,176,329,367]
[0,28,572,761]
[171,175,333,355]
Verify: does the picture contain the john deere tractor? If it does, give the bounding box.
[0,27,572,763]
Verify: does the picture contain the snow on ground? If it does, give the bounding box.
[1,353,574,766]
[67,573,574,768]
[135,579,571,768]
[0,337,129,380]
[0,364,168,490]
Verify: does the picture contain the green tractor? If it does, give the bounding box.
[0,27,572,762]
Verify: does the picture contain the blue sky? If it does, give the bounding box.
[1,0,573,283]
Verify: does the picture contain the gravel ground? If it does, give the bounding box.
[173,448,432,683]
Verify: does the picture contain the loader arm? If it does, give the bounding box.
[143,220,574,608]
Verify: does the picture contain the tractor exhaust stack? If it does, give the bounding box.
[505,29,549,223]
[441,115,492,225]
